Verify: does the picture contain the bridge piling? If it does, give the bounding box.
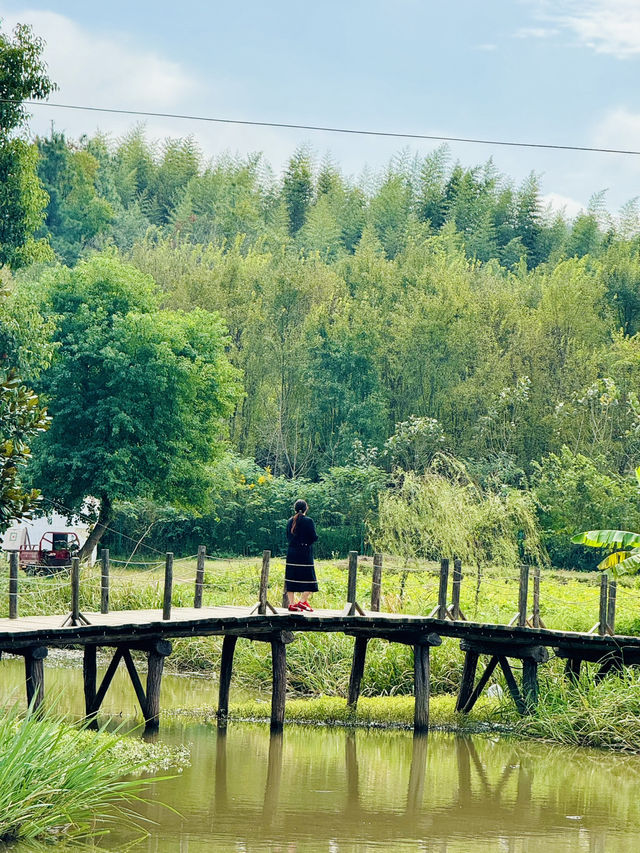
[217,635,238,726]
[347,553,383,708]
[23,646,47,711]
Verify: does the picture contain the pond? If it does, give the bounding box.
[1,655,639,852]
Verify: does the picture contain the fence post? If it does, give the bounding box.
[451,558,462,620]
[607,579,617,634]
[71,556,80,625]
[598,573,608,636]
[100,549,110,614]
[517,564,529,628]
[437,558,449,620]
[532,565,541,629]
[163,553,174,620]
[194,544,206,608]
[371,553,383,612]
[258,550,271,615]
[9,551,18,619]
[345,551,359,616]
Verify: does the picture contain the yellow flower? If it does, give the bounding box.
[257,475,266,485]
[249,483,255,489]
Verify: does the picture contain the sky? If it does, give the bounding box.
[1,0,640,217]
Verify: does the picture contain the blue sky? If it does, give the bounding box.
[1,0,640,217]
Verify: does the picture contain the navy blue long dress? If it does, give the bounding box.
[285,515,319,592]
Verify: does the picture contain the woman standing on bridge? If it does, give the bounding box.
[285,499,318,612]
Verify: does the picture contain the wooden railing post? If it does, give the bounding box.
[71,557,80,624]
[607,579,617,634]
[347,551,358,609]
[100,549,110,614]
[9,551,18,619]
[371,553,383,612]
[194,544,206,608]
[451,558,462,620]
[598,573,608,636]
[517,564,529,628]
[532,565,541,628]
[259,550,271,615]
[163,553,173,620]
[437,558,449,620]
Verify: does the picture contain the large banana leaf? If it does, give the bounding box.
[597,549,640,571]
[599,551,640,576]
[571,529,640,549]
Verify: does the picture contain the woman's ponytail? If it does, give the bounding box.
[291,499,308,533]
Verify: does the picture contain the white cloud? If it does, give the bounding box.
[592,107,640,153]
[541,192,585,219]
[0,9,199,110]
[525,1,640,58]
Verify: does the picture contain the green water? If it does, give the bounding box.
[2,655,640,852]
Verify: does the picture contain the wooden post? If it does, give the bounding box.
[413,643,430,732]
[270,637,287,731]
[259,550,270,615]
[451,558,462,620]
[347,637,368,708]
[517,564,529,628]
[163,552,173,620]
[532,565,541,629]
[24,646,47,711]
[522,658,539,711]
[347,550,358,613]
[71,556,80,624]
[100,549,110,614]
[371,553,383,612]
[607,579,617,634]
[9,551,18,619]
[194,545,206,608]
[437,558,449,620]
[217,635,238,725]
[145,640,172,731]
[83,644,97,724]
[598,573,608,636]
[455,649,479,712]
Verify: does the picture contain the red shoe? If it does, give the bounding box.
[297,601,314,612]
[288,602,303,611]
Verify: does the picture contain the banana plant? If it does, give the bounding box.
[571,467,640,576]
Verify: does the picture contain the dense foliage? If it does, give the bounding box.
[7,118,640,566]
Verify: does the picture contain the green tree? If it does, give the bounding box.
[282,147,314,236]
[0,21,55,268]
[27,255,242,556]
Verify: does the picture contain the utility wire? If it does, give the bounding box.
[8,98,640,157]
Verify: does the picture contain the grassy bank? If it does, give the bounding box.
[170,671,640,754]
[0,704,187,844]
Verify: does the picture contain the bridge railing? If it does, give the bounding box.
[1,546,623,636]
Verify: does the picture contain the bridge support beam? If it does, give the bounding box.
[217,635,238,727]
[347,637,368,708]
[456,640,548,716]
[83,640,172,730]
[22,645,47,711]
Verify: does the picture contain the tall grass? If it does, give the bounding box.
[0,704,165,844]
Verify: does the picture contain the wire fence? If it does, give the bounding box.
[1,547,638,637]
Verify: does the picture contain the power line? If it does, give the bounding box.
[8,98,640,157]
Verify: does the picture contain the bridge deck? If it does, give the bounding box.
[0,605,637,654]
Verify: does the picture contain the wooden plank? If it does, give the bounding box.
[347,637,368,707]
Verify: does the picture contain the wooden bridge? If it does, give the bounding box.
[1,549,636,732]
